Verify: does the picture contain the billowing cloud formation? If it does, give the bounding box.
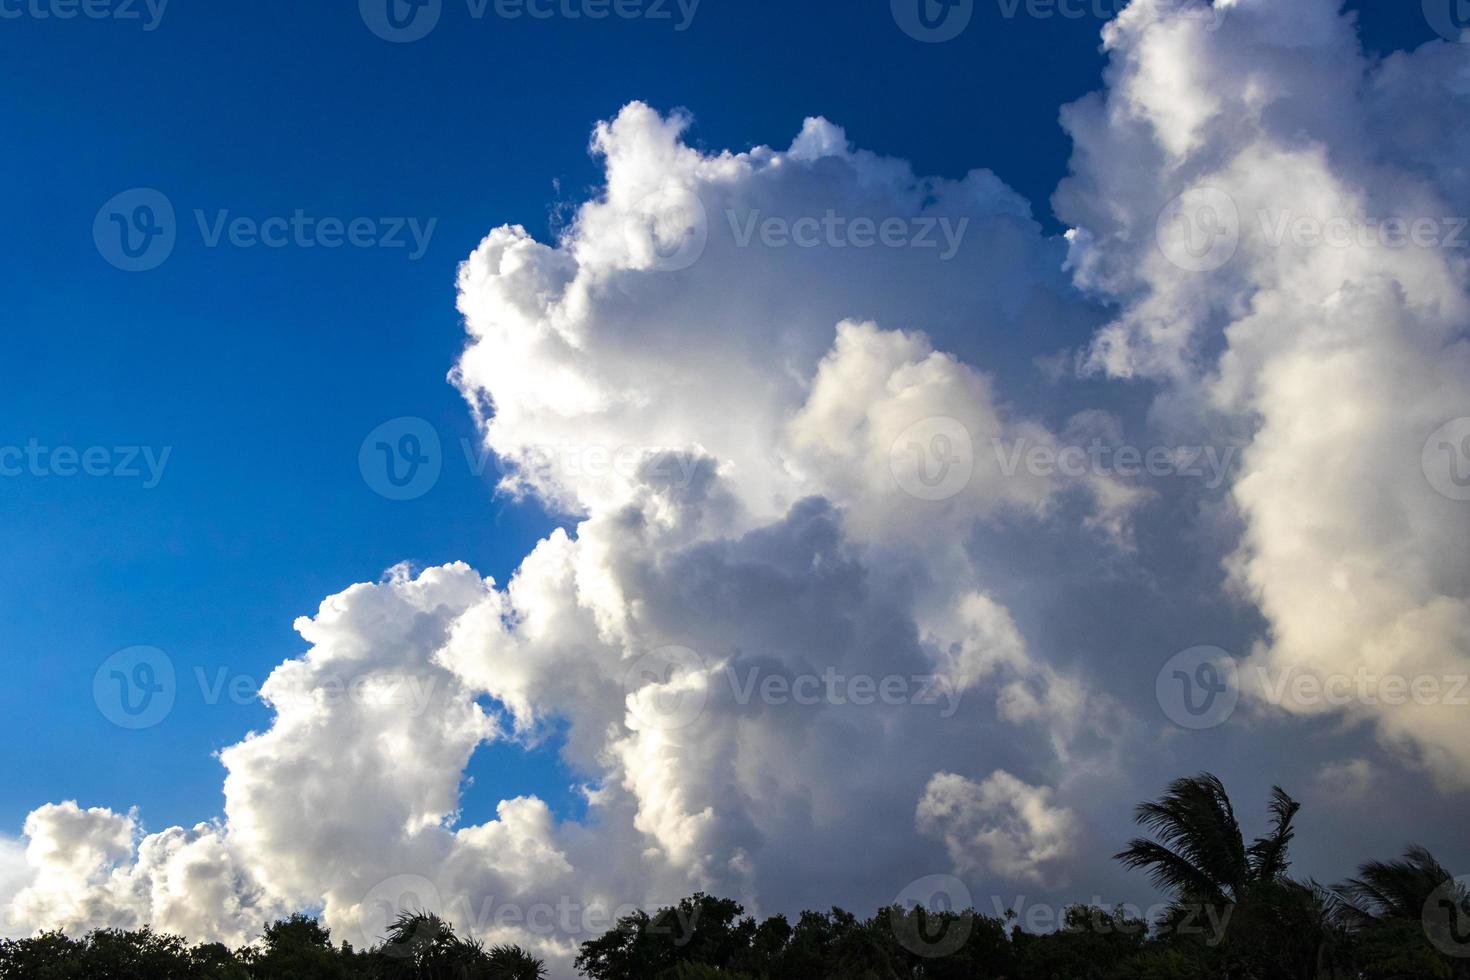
[1056,0,1470,786]
[6,1,1469,974]
[4,101,1118,974]
[7,802,268,944]
[917,771,1078,884]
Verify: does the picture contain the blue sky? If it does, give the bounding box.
[0,0,1462,944]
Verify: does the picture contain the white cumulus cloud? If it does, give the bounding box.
[1057,0,1470,787]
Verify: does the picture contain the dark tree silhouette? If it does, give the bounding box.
[371,911,546,980]
[1334,845,1470,980]
[1115,772,1301,908]
[1337,845,1460,924]
[1112,773,1359,979]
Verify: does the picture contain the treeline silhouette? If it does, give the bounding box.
[0,912,546,979]
[3,775,1466,979]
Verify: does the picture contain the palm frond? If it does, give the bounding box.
[1115,838,1230,903]
[1246,785,1300,882]
[1333,844,1456,921]
[1128,773,1249,898]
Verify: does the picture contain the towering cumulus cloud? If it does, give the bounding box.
[1056,0,1470,785]
[5,1,1468,974]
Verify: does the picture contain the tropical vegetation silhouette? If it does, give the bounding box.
[2,774,1465,978]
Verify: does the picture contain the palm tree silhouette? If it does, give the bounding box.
[1335,845,1470,978]
[1336,845,1459,925]
[484,943,548,980]
[373,911,546,980]
[1112,773,1352,979]
[1116,773,1301,911]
